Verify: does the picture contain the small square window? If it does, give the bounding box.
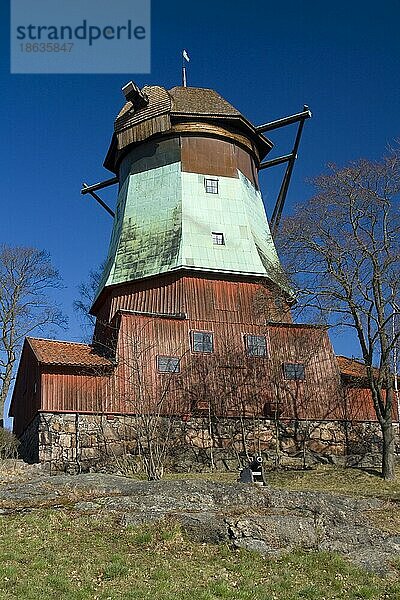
[192,331,214,353]
[157,356,180,373]
[212,232,225,245]
[245,334,267,357]
[205,178,218,194]
[283,363,305,380]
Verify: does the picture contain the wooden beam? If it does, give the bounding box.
[81,183,115,218]
[256,107,311,133]
[80,177,118,195]
[259,153,293,170]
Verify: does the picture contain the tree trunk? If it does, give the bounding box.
[381,420,395,480]
[0,360,15,426]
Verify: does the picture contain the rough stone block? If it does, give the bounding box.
[320,429,334,442]
[79,433,98,447]
[63,448,76,460]
[257,429,274,443]
[280,435,297,448]
[59,434,72,448]
[308,440,328,454]
[333,429,346,442]
[39,432,51,445]
[185,430,212,448]
[80,447,100,459]
[63,422,77,434]
[50,447,62,460]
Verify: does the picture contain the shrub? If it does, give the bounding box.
[0,428,20,459]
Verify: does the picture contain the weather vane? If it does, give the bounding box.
[182,49,190,87]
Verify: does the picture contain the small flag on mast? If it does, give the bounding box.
[182,49,190,87]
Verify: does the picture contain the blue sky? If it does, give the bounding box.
[1,0,399,359]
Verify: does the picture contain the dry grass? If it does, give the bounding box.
[0,460,32,483]
[0,462,399,597]
[265,464,400,500]
[162,464,400,500]
[366,502,400,534]
[0,511,398,599]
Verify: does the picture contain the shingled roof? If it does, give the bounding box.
[26,338,113,368]
[105,84,272,172]
[336,355,382,379]
[169,86,242,117]
[115,85,172,140]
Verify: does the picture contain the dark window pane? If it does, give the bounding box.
[283,363,305,380]
[192,331,214,353]
[157,356,180,373]
[263,401,282,418]
[245,334,267,357]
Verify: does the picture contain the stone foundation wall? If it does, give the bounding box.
[19,412,400,474]
[19,415,39,464]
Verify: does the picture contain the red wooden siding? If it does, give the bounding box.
[16,312,391,427]
[12,278,395,436]
[344,387,398,421]
[10,341,41,436]
[93,273,292,345]
[104,314,344,419]
[41,367,113,414]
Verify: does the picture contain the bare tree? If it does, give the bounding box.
[74,262,105,341]
[74,265,188,478]
[178,338,267,465]
[111,320,187,480]
[0,245,66,425]
[279,150,400,479]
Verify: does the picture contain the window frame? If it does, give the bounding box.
[204,178,219,194]
[156,355,181,374]
[191,330,214,354]
[244,334,268,357]
[212,231,225,246]
[283,362,305,381]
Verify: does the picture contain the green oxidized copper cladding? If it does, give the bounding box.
[179,170,282,277]
[98,137,287,296]
[99,164,182,289]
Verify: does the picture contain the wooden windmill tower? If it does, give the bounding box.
[84,81,312,360]
[12,78,353,473]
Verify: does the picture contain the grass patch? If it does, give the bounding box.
[364,503,400,534]
[161,464,400,496]
[161,464,400,503]
[265,464,400,500]
[0,511,398,600]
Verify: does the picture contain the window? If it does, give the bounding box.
[157,356,180,373]
[245,334,267,357]
[191,399,209,413]
[205,178,218,194]
[212,232,225,245]
[263,400,282,418]
[283,363,305,380]
[192,331,214,353]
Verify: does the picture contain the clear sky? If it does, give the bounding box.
[1,0,399,360]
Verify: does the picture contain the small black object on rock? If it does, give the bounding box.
[239,456,266,485]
